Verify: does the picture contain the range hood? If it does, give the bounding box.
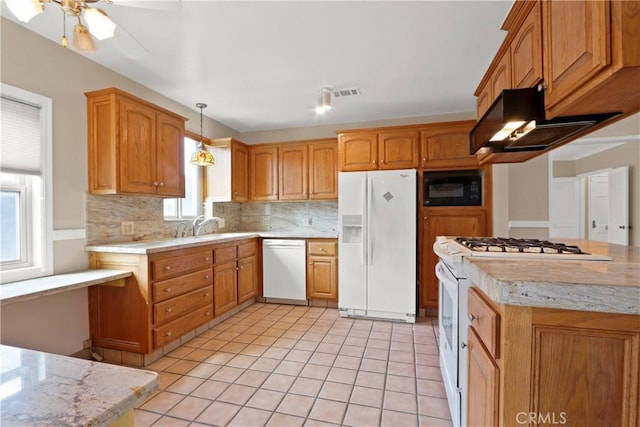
[470,87,620,154]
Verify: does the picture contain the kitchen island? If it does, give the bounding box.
[0,344,157,426]
[460,241,640,426]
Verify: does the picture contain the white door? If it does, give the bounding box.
[338,172,368,311]
[366,169,416,316]
[588,174,609,242]
[549,177,582,238]
[608,166,629,245]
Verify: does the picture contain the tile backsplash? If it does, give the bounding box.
[86,194,338,245]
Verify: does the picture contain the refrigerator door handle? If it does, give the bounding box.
[367,176,373,266]
[361,176,367,265]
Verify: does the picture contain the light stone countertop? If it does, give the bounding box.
[85,231,338,254]
[0,344,158,427]
[464,240,640,314]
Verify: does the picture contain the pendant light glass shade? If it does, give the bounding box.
[190,103,215,166]
[6,0,43,22]
[73,22,96,53]
[315,87,332,113]
[84,8,116,40]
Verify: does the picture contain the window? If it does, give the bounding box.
[163,136,202,219]
[0,84,53,283]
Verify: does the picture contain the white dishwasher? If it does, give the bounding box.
[262,239,307,302]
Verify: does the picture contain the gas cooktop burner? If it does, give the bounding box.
[455,237,586,255]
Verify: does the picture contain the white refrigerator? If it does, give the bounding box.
[338,169,417,323]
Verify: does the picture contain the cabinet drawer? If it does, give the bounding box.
[215,245,237,263]
[152,268,213,303]
[468,287,500,359]
[153,303,213,348]
[152,250,213,280]
[153,285,213,325]
[238,241,256,259]
[308,240,337,256]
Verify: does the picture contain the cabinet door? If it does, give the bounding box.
[420,209,487,308]
[542,1,611,113]
[237,256,257,304]
[491,49,511,100]
[467,328,499,427]
[308,141,338,200]
[231,142,249,201]
[250,146,279,201]
[378,130,419,170]
[420,121,478,169]
[118,98,157,194]
[307,255,338,300]
[279,143,309,200]
[156,111,185,197]
[214,261,238,315]
[511,2,542,89]
[338,133,378,171]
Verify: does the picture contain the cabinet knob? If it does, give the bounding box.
[204,293,210,297]
[422,158,426,161]
[205,257,210,261]
[240,265,244,269]
[165,331,172,337]
[320,248,325,252]
[234,191,238,195]
[236,267,239,271]
[164,287,172,293]
[205,275,209,280]
[468,314,478,323]
[158,182,165,187]
[153,181,159,186]
[372,160,376,164]
[205,311,211,316]
[165,266,171,271]
[166,307,173,313]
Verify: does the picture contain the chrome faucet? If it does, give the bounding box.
[192,215,219,236]
[174,222,188,238]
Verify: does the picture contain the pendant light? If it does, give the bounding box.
[189,103,215,166]
[315,87,332,114]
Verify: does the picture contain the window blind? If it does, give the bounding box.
[1,96,42,175]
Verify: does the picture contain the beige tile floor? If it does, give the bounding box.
[134,302,453,427]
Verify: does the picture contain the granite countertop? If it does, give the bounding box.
[85,231,338,254]
[0,344,158,426]
[464,240,640,315]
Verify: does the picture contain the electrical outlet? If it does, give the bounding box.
[83,339,91,349]
[218,218,225,229]
[121,221,135,236]
[304,217,312,227]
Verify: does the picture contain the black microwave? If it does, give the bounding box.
[423,170,482,206]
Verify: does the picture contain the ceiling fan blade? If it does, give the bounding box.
[112,0,183,13]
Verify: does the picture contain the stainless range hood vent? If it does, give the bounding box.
[470,87,620,154]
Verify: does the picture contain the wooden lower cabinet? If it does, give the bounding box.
[467,286,640,426]
[88,238,258,354]
[306,239,338,301]
[419,208,488,308]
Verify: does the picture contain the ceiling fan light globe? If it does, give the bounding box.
[73,24,96,53]
[84,8,116,40]
[6,0,43,23]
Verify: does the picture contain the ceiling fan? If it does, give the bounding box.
[4,0,181,55]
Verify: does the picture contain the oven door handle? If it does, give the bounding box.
[435,261,457,287]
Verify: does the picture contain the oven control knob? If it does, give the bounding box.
[460,342,467,349]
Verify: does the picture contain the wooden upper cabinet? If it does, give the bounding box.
[308,141,338,200]
[420,121,478,169]
[542,0,630,118]
[491,50,512,101]
[511,1,542,89]
[279,143,309,200]
[476,83,492,120]
[205,138,249,202]
[338,132,378,171]
[231,142,249,201]
[86,87,186,197]
[250,145,279,201]
[155,112,185,196]
[378,130,419,169]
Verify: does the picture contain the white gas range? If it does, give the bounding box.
[433,236,612,427]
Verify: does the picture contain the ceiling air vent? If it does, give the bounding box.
[333,88,361,98]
